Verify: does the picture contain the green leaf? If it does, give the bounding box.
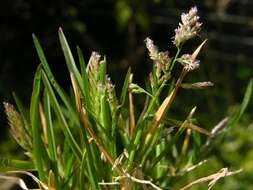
[77,46,92,111]
[41,70,82,161]
[100,92,111,131]
[32,34,79,125]
[58,28,85,96]
[129,83,153,97]
[120,67,131,107]
[30,66,47,181]
[0,158,34,171]
[82,131,102,190]
[43,90,57,162]
[63,154,75,183]
[228,79,253,128]
[150,127,186,169]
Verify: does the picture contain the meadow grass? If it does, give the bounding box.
[1,7,252,190]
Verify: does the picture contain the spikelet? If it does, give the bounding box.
[4,102,32,151]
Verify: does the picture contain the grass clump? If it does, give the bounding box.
[1,6,252,190]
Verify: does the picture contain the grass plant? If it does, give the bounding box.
[1,6,252,190]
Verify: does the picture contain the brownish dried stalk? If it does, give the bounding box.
[129,74,136,139]
[70,73,125,176]
[39,103,48,146]
[205,117,229,146]
[182,128,192,155]
[179,168,242,190]
[114,174,163,190]
[129,90,135,139]
[187,124,210,136]
[144,40,207,148]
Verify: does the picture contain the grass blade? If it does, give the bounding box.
[41,70,82,161]
[58,28,85,97]
[0,158,34,171]
[83,133,102,190]
[120,67,131,107]
[32,34,79,125]
[228,79,253,128]
[77,46,92,111]
[43,90,57,162]
[30,66,46,181]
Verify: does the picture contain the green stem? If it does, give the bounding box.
[168,46,181,73]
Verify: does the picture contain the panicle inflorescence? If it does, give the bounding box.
[3,102,32,151]
[87,51,101,76]
[105,76,118,111]
[173,6,202,47]
[178,54,200,72]
[145,37,171,78]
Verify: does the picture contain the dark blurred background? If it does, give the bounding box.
[0,0,253,188]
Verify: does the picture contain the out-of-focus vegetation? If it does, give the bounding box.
[0,0,252,189]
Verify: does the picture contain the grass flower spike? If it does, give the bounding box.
[178,54,200,72]
[145,37,171,78]
[3,102,32,151]
[173,6,202,47]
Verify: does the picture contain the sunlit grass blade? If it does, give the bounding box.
[120,67,131,107]
[63,154,75,185]
[82,133,102,190]
[77,46,91,111]
[32,34,79,125]
[100,90,116,158]
[43,90,60,189]
[0,158,34,171]
[70,67,104,186]
[43,91,57,162]
[41,70,82,161]
[30,66,47,181]
[150,127,186,170]
[140,127,161,167]
[58,28,85,96]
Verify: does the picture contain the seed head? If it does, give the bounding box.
[145,37,171,77]
[87,51,101,75]
[178,54,200,72]
[173,6,202,47]
[4,102,32,151]
[145,37,159,61]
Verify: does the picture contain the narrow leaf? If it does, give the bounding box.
[43,90,57,162]
[32,34,79,125]
[120,67,131,107]
[0,158,34,171]
[30,66,46,181]
[228,79,253,128]
[58,28,85,97]
[41,70,82,161]
[77,46,92,110]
